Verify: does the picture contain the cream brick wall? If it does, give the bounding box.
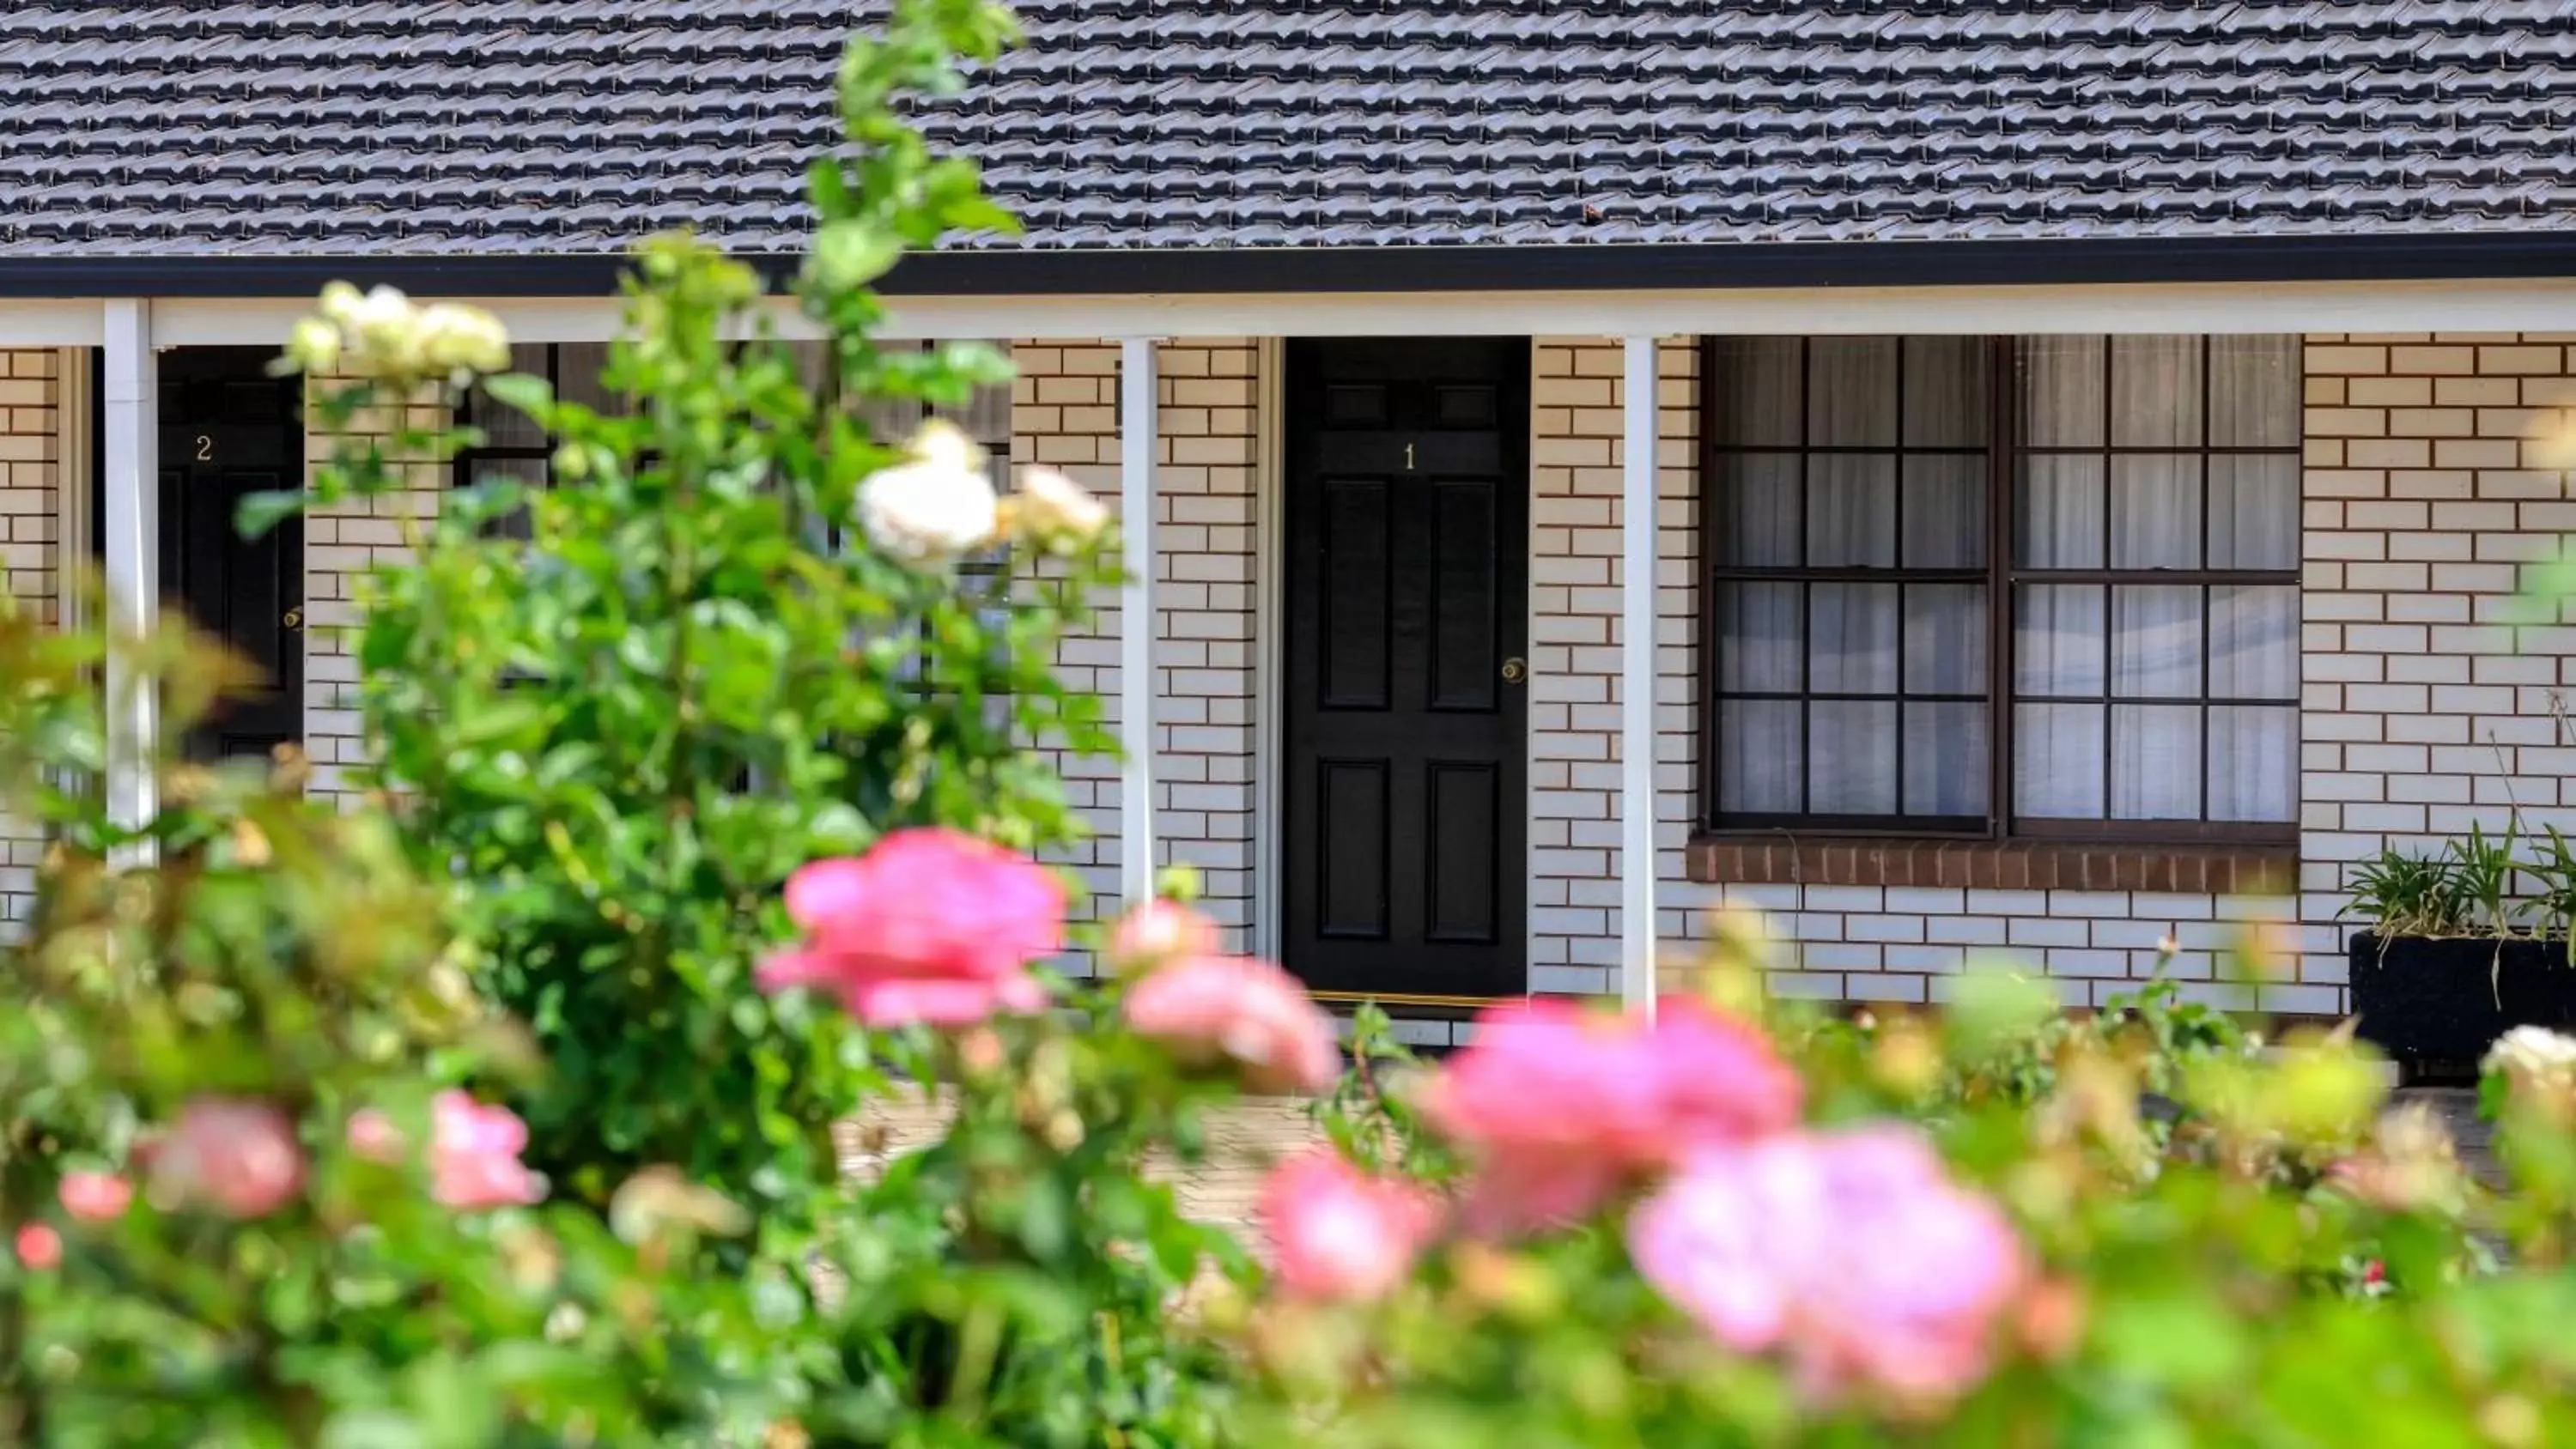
[268,327,2576,1016]
[301,376,447,806]
[1525,337,1700,994]
[2295,331,2576,995]
[1,349,59,931]
[1012,339,1261,958]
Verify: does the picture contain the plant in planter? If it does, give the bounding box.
[2344,828,2576,1068]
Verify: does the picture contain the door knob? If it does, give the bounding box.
[1500,657,1527,684]
[282,607,303,631]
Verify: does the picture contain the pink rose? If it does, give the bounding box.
[1259,1149,1437,1301]
[1108,899,1220,974]
[346,1108,405,1163]
[758,828,1065,1029]
[1123,955,1340,1094]
[429,1091,544,1210]
[58,1171,132,1223]
[14,1224,60,1270]
[1419,997,1800,1232]
[1630,1126,2026,1404]
[151,1098,307,1219]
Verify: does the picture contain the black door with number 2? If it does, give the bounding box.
[158,348,306,761]
[1283,338,1528,1001]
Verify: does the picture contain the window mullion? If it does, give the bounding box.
[1988,334,2014,841]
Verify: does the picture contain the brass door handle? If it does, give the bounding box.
[1500,657,1527,684]
[282,608,303,631]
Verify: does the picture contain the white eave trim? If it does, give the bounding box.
[9,276,2576,347]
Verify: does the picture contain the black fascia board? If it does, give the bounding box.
[0,232,2573,299]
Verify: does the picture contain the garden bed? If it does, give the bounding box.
[2349,931,2576,1070]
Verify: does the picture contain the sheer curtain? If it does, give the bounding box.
[2013,335,2299,824]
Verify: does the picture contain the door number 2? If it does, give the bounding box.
[193,434,213,462]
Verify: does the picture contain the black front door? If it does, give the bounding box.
[1283,338,1529,1001]
[158,349,304,761]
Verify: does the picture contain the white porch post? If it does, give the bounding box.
[100,300,158,850]
[1619,336,1660,1017]
[1119,336,1158,906]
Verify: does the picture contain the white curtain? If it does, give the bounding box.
[2012,335,2299,824]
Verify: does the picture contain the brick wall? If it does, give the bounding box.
[1526,337,1699,994]
[301,375,445,806]
[1011,338,1261,958]
[2295,331,2576,992]
[0,349,58,931]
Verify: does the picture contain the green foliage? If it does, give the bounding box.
[2344,846,2475,938]
[301,6,1116,1219]
[0,618,791,1445]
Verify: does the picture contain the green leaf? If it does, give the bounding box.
[811,220,904,292]
[235,486,311,539]
[480,371,554,420]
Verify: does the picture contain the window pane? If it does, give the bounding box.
[1708,338,1804,446]
[2208,336,2300,447]
[2208,705,2297,822]
[2111,585,2202,698]
[2020,336,2105,447]
[1808,337,1898,447]
[2014,701,2104,818]
[1716,452,1802,566]
[1717,582,1802,694]
[1903,453,1986,567]
[2015,454,2105,567]
[1719,700,1802,814]
[556,342,619,414]
[2208,454,2299,569]
[1810,582,1899,694]
[1904,701,1989,817]
[938,375,1015,455]
[467,343,549,448]
[2110,454,2202,569]
[1806,453,1896,566]
[2014,584,2105,697]
[2112,704,2203,819]
[2209,585,2298,700]
[1903,583,1987,694]
[2111,336,2204,447]
[1902,336,1989,447]
[1809,701,1898,814]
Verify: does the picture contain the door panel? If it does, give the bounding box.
[1284,338,1528,1000]
[158,349,305,762]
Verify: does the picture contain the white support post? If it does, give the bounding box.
[1119,336,1159,907]
[100,301,158,853]
[1619,336,1660,1018]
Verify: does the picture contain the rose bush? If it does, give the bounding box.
[10,0,2576,1444]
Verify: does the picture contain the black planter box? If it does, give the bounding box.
[2348,931,2576,1065]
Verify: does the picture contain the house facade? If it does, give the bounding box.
[6,3,2576,1036]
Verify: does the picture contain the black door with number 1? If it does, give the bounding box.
[1283,338,1528,1001]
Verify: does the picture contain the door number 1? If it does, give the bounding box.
[1403,442,1415,470]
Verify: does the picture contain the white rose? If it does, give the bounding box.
[415,302,513,380]
[283,318,342,375]
[2483,1024,2576,1081]
[857,420,999,564]
[1015,464,1109,543]
[346,285,422,372]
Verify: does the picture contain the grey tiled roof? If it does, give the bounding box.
[3,1,2574,260]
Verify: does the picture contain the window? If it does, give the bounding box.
[1702,334,2300,840]
[453,343,620,536]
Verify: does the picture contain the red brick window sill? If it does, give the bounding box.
[1686,835,2295,895]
